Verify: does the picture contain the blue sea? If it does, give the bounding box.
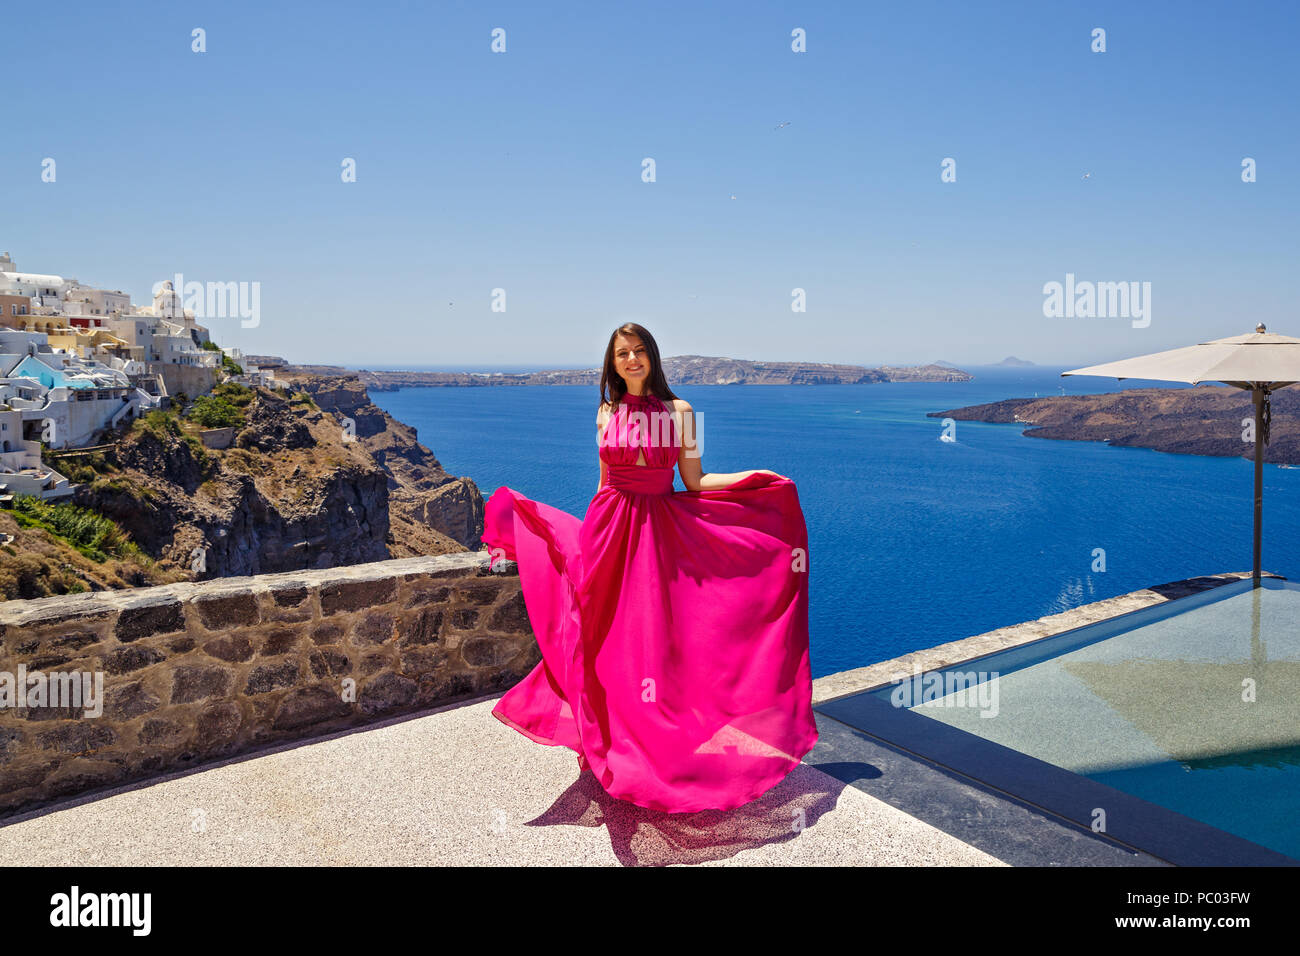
[371,368,1300,680]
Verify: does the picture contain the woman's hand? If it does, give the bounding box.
[691,467,790,491]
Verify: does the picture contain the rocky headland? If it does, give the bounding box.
[931,385,1300,464]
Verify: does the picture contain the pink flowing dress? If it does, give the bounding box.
[482,390,817,813]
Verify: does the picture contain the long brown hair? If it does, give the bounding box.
[599,323,680,408]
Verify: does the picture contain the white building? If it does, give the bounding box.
[0,376,73,500]
[146,280,212,346]
[0,329,158,450]
[232,365,276,388]
[0,251,78,313]
[0,406,73,499]
[63,285,132,318]
[103,312,218,370]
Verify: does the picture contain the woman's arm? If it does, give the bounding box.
[673,399,782,491]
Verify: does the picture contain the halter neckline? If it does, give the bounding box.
[620,391,659,405]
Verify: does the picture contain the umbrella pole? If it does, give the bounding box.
[1253,385,1264,588]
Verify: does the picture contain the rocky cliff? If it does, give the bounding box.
[931,385,1300,464]
[44,383,483,588]
[281,373,485,559]
[68,391,390,579]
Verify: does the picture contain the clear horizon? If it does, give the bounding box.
[7,0,1297,368]
[310,356,1053,373]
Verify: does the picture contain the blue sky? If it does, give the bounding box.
[5,0,1298,369]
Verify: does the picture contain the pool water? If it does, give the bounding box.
[871,578,1300,861]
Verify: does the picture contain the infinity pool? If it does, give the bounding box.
[817,578,1300,865]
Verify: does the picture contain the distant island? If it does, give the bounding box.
[253,355,974,390]
[993,356,1035,367]
[931,386,1300,465]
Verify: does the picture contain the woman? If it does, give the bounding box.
[482,323,818,813]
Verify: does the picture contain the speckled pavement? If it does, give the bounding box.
[0,693,1002,867]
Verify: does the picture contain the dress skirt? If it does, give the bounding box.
[483,463,817,814]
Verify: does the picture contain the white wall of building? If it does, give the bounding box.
[64,287,131,317]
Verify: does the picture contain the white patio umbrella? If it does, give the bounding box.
[1063,324,1300,588]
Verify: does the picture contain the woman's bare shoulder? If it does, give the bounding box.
[669,398,693,413]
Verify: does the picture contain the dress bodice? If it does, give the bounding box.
[599,392,679,494]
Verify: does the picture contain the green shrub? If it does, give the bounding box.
[135,408,183,439]
[212,382,255,407]
[188,395,245,429]
[10,495,141,563]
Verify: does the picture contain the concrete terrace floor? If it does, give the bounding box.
[0,692,1008,867]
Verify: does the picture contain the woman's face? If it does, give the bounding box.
[613,333,650,389]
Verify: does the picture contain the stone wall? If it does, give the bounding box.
[199,426,236,449]
[158,364,220,401]
[0,551,535,817]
